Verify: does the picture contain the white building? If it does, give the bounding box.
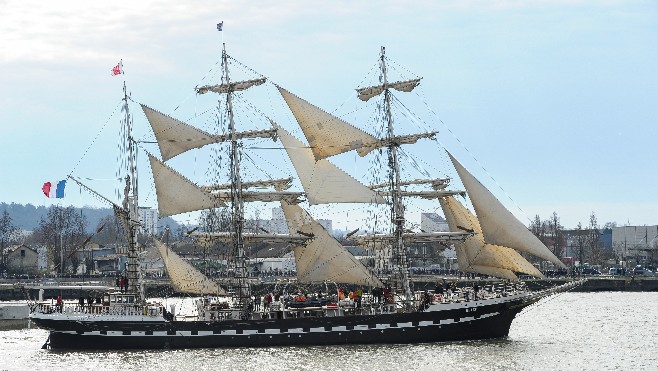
[421,213,448,232]
[268,207,289,234]
[611,225,658,264]
[138,207,159,236]
[251,251,296,272]
[317,219,332,233]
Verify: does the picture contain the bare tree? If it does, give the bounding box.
[32,206,88,274]
[529,215,545,242]
[546,212,566,260]
[199,208,231,233]
[587,212,604,264]
[92,215,125,245]
[574,222,588,269]
[0,210,18,272]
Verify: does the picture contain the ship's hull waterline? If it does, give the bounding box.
[32,295,531,350]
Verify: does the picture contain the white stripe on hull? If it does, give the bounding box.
[53,311,502,338]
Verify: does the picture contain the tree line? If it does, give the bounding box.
[0,204,183,274]
[529,211,617,268]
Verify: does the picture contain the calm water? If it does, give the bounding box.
[2,292,656,370]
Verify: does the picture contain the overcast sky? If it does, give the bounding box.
[1,0,656,230]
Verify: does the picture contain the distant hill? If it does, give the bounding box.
[0,202,180,234]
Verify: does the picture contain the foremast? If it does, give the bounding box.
[121,81,142,299]
[66,81,143,301]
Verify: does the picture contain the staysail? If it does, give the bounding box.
[277,86,379,160]
[148,153,226,217]
[275,124,385,205]
[448,152,566,268]
[142,104,276,162]
[154,238,225,295]
[440,196,544,280]
[142,104,216,162]
[280,201,383,287]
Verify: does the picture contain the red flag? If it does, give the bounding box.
[111,62,123,76]
[42,182,52,197]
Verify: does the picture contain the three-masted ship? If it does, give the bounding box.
[30,44,575,350]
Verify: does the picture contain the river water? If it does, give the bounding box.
[1,292,656,370]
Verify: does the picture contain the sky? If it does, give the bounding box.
[1,0,657,230]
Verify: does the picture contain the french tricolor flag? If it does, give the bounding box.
[42,180,66,198]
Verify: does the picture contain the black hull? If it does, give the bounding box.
[33,297,531,350]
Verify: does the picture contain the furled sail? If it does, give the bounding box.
[448,152,566,268]
[154,238,225,295]
[280,201,383,287]
[355,78,422,102]
[277,86,379,160]
[196,78,267,94]
[440,196,544,280]
[213,191,304,205]
[192,232,310,246]
[148,153,226,217]
[275,124,385,205]
[202,178,293,192]
[354,231,471,245]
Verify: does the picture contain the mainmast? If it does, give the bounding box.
[221,44,251,314]
[380,47,413,306]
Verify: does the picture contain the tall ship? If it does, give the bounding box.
[30,43,576,350]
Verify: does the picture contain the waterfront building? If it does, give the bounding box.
[138,207,159,236]
[611,225,658,266]
[6,245,39,274]
[421,213,448,232]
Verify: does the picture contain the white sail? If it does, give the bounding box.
[275,124,385,205]
[142,104,275,161]
[280,202,383,287]
[154,239,225,295]
[142,104,216,162]
[448,152,566,268]
[148,153,226,218]
[277,86,379,160]
[440,196,544,279]
[356,78,422,102]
